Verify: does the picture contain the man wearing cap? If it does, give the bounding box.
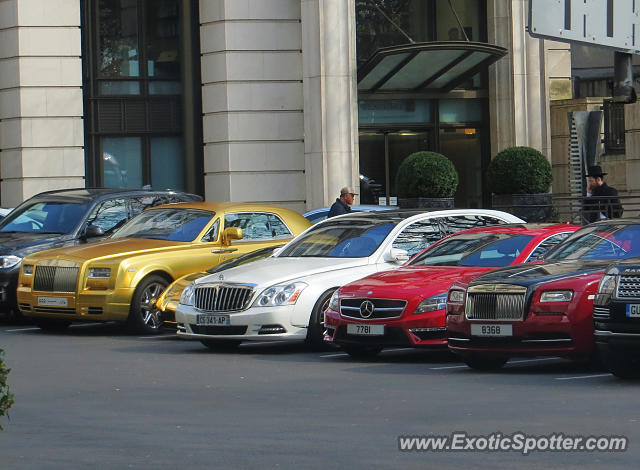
[584,165,623,223]
[328,186,357,218]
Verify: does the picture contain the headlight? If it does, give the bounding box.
[414,293,448,314]
[539,290,573,302]
[598,274,617,295]
[448,289,466,304]
[22,264,34,275]
[328,290,339,312]
[88,267,111,278]
[180,283,196,306]
[253,282,307,307]
[0,255,22,269]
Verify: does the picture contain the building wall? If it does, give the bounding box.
[0,0,85,208]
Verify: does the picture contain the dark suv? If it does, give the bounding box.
[0,188,200,320]
[593,261,640,378]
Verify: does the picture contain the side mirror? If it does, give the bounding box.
[222,227,243,245]
[84,224,105,238]
[384,248,409,264]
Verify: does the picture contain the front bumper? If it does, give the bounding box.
[323,309,447,349]
[447,312,594,356]
[175,304,308,341]
[16,287,133,322]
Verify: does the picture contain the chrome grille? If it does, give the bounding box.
[617,274,640,298]
[340,298,406,320]
[194,285,254,312]
[466,284,527,321]
[33,266,78,293]
[593,306,611,320]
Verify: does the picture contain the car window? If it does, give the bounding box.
[392,219,444,256]
[0,201,91,234]
[87,199,128,233]
[128,195,182,216]
[526,232,573,261]
[547,223,640,261]
[201,218,220,242]
[442,215,505,233]
[112,208,214,242]
[224,212,293,241]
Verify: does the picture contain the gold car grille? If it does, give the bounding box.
[465,284,527,321]
[194,285,254,312]
[33,266,78,293]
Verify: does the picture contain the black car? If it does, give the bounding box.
[593,261,640,378]
[0,188,200,320]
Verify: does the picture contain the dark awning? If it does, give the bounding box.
[358,41,508,93]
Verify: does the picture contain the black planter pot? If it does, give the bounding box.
[492,193,553,222]
[398,197,455,209]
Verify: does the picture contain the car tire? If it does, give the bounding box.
[200,339,241,351]
[462,354,508,371]
[34,318,71,332]
[127,274,170,334]
[343,344,383,360]
[306,289,336,350]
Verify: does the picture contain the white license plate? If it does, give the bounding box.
[37,296,68,307]
[626,304,640,318]
[471,324,513,337]
[346,323,385,336]
[196,314,230,326]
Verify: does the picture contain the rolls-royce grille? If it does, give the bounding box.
[194,285,253,312]
[33,266,78,293]
[340,298,407,320]
[466,284,527,321]
[617,274,640,298]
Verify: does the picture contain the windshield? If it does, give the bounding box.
[112,208,214,242]
[0,201,90,235]
[279,220,396,258]
[546,223,640,261]
[410,233,534,267]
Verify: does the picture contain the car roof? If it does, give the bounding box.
[445,223,581,237]
[303,205,398,216]
[318,208,524,225]
[149,201,307,217]
[26,188,200,204]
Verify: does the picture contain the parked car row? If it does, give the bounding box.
[3,188,640,380]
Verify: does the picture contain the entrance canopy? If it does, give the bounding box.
[358,41,508,93]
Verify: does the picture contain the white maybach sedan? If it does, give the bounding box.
[175,209,524,350]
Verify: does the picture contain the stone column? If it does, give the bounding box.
[199,0,306,212]
[0,0,84,208]
[301,0,359,209]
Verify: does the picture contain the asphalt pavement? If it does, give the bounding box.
[0,321,638,469]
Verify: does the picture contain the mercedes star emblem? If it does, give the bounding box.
[360,300,375,319]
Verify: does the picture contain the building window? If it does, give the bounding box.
[82,0,203,193]
[604,100,625,154]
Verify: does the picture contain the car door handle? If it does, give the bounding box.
[211,248,238,253]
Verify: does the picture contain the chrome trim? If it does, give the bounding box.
[616,273,640,298]
[465,284,527,321]
[193,283,256,312]
[520,338,572,343]
[447,336,471,341]
[594,330,640,338]
[340,297,407,320]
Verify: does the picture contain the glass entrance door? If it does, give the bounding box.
[358,130,434,204]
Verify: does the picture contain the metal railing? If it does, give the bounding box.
[551,194,640,225]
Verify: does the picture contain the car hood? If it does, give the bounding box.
[0,231,74,256]
[25,237,187,262]
[340,266,493,298]
[470,259,614,288]
[194,256,369,288]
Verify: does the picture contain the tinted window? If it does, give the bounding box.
[547,223,640,261]
[224,212,292,241]
[526,232,572,261]
[279,220,395,258]
[0,201,91,234]
[128,194,186,216]
[443,215,505,233]
[87,199,128,233]
[392,219,444,256]
[112,208,214,242]
[411,233,534,267]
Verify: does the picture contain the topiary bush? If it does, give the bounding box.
[487,146,552,194]
[395,151,459,198]
[0,348,13,430]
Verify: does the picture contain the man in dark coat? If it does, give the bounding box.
[584,165,623,223]
[328,186,356,218]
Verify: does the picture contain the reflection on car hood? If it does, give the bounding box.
[194,256,368,288]
[470,259,614,287]
[24,237,187,262]
[0,231,74,256]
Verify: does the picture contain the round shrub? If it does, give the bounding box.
[487,146,552,195]
[395,151,459,198]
